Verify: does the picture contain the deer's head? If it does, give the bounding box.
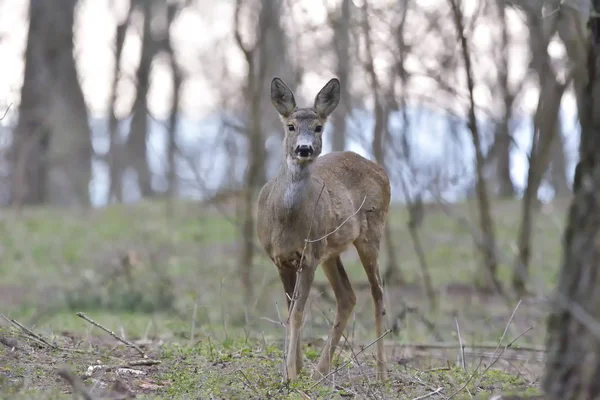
[270,77,340,166]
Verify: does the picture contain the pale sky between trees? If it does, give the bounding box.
[0,0,578,120]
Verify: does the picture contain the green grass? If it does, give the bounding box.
[0,198,562,398]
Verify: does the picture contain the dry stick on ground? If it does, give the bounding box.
[76,312,151,359]
[58,368,95,400]
[308,329,391,389]
[1,314,91,354]
[1,314,58,350]
[385,342,544,353]
[411,387,444,400]
[87,359,162,374]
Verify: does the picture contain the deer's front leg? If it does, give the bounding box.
[286,265,315,381]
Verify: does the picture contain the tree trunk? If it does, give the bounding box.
[331,0,351,152]
[512,6,570,297]
[235,0,284,303]
[165,4,181,199]
[543,3,600,396]
[127,0,156,199]
[513,77,567,297]
[362,0,404,284]
[12,0,92,207]
[494,0,515,199]
[449,0,501,294]
[107,6,131,204]
[495,125,515,197]
[550,127,570,198]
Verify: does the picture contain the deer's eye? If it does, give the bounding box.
[315,126,323,133]
[288,125,295,132]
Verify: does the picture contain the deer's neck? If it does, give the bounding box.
[279,158,312,212]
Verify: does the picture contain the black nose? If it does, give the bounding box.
[295,144,314,158]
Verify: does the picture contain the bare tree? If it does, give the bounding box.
[330,0,352,152]
[126,0,157,198]
[549,127,570,197]
[543,1,600,396]
[512,1,573,296]
[449,0,501,293]
[487,0,516,198]
[11,0,92,206]
[234,0,292,302]
[360,0,404,285]
[161,2,185,199]
[106,2,133,204]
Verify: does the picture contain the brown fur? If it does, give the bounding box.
[257,77,391,381]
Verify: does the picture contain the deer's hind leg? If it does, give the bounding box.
[314,255,357,379]
[354,234,388,380]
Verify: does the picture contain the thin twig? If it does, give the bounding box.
[58,368,95,400]
[485,299,522,368]
[308,329,391,389]
[455,317,467,373]
[306,195,367,243]
[0,103,12,121]
[446,357,484,400]
[448,301,525,399]
[411,387,444,400]
[76,312,148,358]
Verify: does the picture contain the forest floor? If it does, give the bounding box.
[0,197,566,399]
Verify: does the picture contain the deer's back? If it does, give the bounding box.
[314,151,390,213]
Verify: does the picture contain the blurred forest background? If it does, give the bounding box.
[0,0,598,398]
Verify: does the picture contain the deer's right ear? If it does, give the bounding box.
[271,77,296,117]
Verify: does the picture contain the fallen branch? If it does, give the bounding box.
[411,387,444,400]
[76,312,148,358]
[384,341,544,353]
[85,358,161,376]
[1,313,58,350]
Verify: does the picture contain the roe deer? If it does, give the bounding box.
[257,77,391,381]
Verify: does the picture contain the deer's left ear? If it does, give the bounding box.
[314,78,340,118]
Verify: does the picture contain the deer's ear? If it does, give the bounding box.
[314,78,340,118]
[271,78,296,117]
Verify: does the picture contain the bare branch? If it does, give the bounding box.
[0,103,12,121]
[234,0,253,63]
[76,312,151,359]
